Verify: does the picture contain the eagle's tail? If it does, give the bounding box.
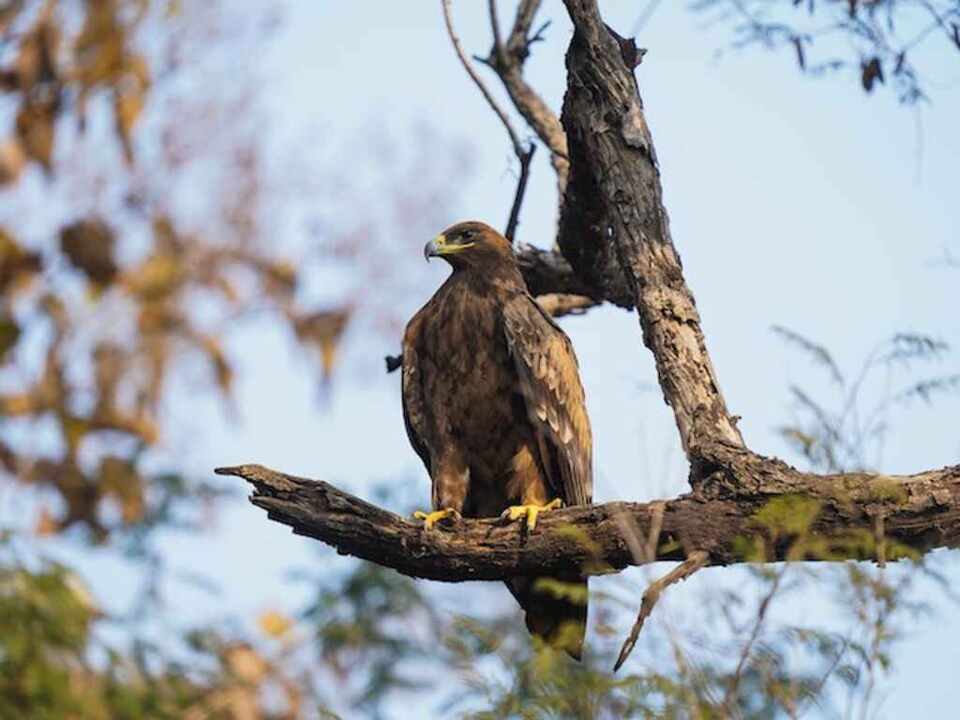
[506,573,588,660]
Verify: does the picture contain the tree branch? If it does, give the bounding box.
[441,0,525,159]
[514,244,599,298]
[614,550,708,672]
[216,456,960,583]
[558,0,743,453]
[481,0,570,193]
[504,142,536,242]
[533,292,600,317]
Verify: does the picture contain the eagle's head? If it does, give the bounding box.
[424,221,514,271]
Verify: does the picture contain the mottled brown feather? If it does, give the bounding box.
[400,221,593,658]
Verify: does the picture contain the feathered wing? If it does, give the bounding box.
[502,294,593,507]
[401,312,432,475]
[503,293,593,659]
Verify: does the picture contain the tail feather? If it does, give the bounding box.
[506,574,588,660]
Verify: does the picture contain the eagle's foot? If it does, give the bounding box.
[413,508,461,530]
[499,498,563,532]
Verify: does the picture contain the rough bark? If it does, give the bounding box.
[515,244,600,299]
[217,457,960,582]
[558,0,743,453]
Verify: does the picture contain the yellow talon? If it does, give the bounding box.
[413,508,461,530]
[500,498,563,531]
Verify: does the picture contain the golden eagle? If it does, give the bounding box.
[401,221,593,658]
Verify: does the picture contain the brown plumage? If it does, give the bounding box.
[401,220,593,659]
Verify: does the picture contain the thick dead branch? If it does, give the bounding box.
[558,0,743,453]
[614,550,708,672]
[217,455,960,582]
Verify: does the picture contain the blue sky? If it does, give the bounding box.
[43,1,960,716]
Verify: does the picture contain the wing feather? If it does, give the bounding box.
[503,295,593,506]
[401,311,432,474]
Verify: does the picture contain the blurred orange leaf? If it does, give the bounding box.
[258,610,294,639]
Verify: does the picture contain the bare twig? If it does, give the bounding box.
[504,142,535,242]
[614,550,709,671]
[480,0,569,192]
[441,0,525,158]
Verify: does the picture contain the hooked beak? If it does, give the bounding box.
[423,233,475,263]
[423,235,442,262]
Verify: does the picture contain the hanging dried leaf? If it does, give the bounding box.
[93,342,126,411]
[15,99,58,171]
[99,455,145,524]
[59,218,119,286]
[124,252,186,302]
[114,89,143,163]
[34,506,59,536]
[225,643,268,683]
[0,138,26,185]
[0,439,16,472]
[294,308,351,383]
[199,334,234,398]
[262,260,298,296]
[0,228,42,294]
[0,315,20,361]
[113,53,150,163]
[15,6,59,91]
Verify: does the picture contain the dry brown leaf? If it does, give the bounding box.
[60,219,119,286]
[15,99,57,171]
[0,139,26,185]
[295,309,351,382]
[225,644,268,684]
[0,228,42,295]
[35,506,59,536]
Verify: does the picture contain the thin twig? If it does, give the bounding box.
[488,0,505,63]
[441,0,525,158]
[504,142,535,242]
[614,550,709,671]
[478,0,569,192]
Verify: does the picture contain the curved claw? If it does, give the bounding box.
[499,498,563,532]
[413,508,461,530]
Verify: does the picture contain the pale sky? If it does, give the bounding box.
[46,2,960,716]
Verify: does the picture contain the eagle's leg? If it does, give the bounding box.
[500,498,563,532]
[413,508,461,530]
[414,454,468,531]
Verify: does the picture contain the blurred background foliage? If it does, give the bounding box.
[0,0,957,718]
